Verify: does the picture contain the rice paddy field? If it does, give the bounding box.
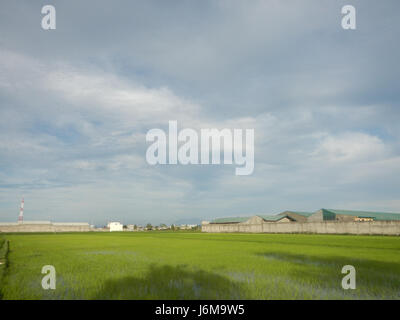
[0,232,399,300]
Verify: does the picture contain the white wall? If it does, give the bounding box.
[109,222,123,232]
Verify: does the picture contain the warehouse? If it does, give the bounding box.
[308,209,400,222]
[208,211,313,226]
[202,209,400,235]
[202,212,309,233]
[277,211,314,222]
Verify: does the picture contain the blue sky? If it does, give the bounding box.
[0,0,400,225]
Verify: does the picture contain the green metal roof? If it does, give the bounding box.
[280,211,314,217]
[210,209,400,224]
[211,214,287,223]
[323,209,400,221]
[257,215,288,221]
[210,216,250,224]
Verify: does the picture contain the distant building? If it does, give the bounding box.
[108,222,123,232]
[179,224,198,229]
[308,209,400,222]
[202,209,400,235]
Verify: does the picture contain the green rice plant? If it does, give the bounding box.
[0,237,10,299]
[0,232,399,300]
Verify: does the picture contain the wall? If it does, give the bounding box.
[109,223,123,232]
[307,210,324,221]
[0,222,91,233]
[202,220,400,235]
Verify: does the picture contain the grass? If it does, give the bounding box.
[0,236,9,298]
[0,232,399,299]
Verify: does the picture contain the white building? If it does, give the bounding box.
[108,222,123,232]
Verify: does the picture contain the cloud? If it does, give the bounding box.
[0,1,400,224]
[311,132,387,163]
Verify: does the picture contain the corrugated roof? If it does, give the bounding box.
[323,209,400,221]
[209,209,400,224]
[280,211,314,217]
[257,215,288,221]
[288,211,314,217]
[210,216,250,224]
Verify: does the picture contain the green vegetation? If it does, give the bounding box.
[0,237,9,298]
[0,232,399,299]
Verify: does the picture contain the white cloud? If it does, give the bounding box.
[311,132,387,163]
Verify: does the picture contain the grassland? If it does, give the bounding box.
[0,232,399,299]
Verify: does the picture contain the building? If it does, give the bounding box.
[277,211,314,222]
[126,224,135,231]
[209,211,313,225]
[202,209,400,235]
[209,216,250,224]
[308,209,400,222]
[108,222,123,232]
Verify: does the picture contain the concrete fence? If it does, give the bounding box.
[202,220,400,235]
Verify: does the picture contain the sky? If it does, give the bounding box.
[0,0,399,226]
